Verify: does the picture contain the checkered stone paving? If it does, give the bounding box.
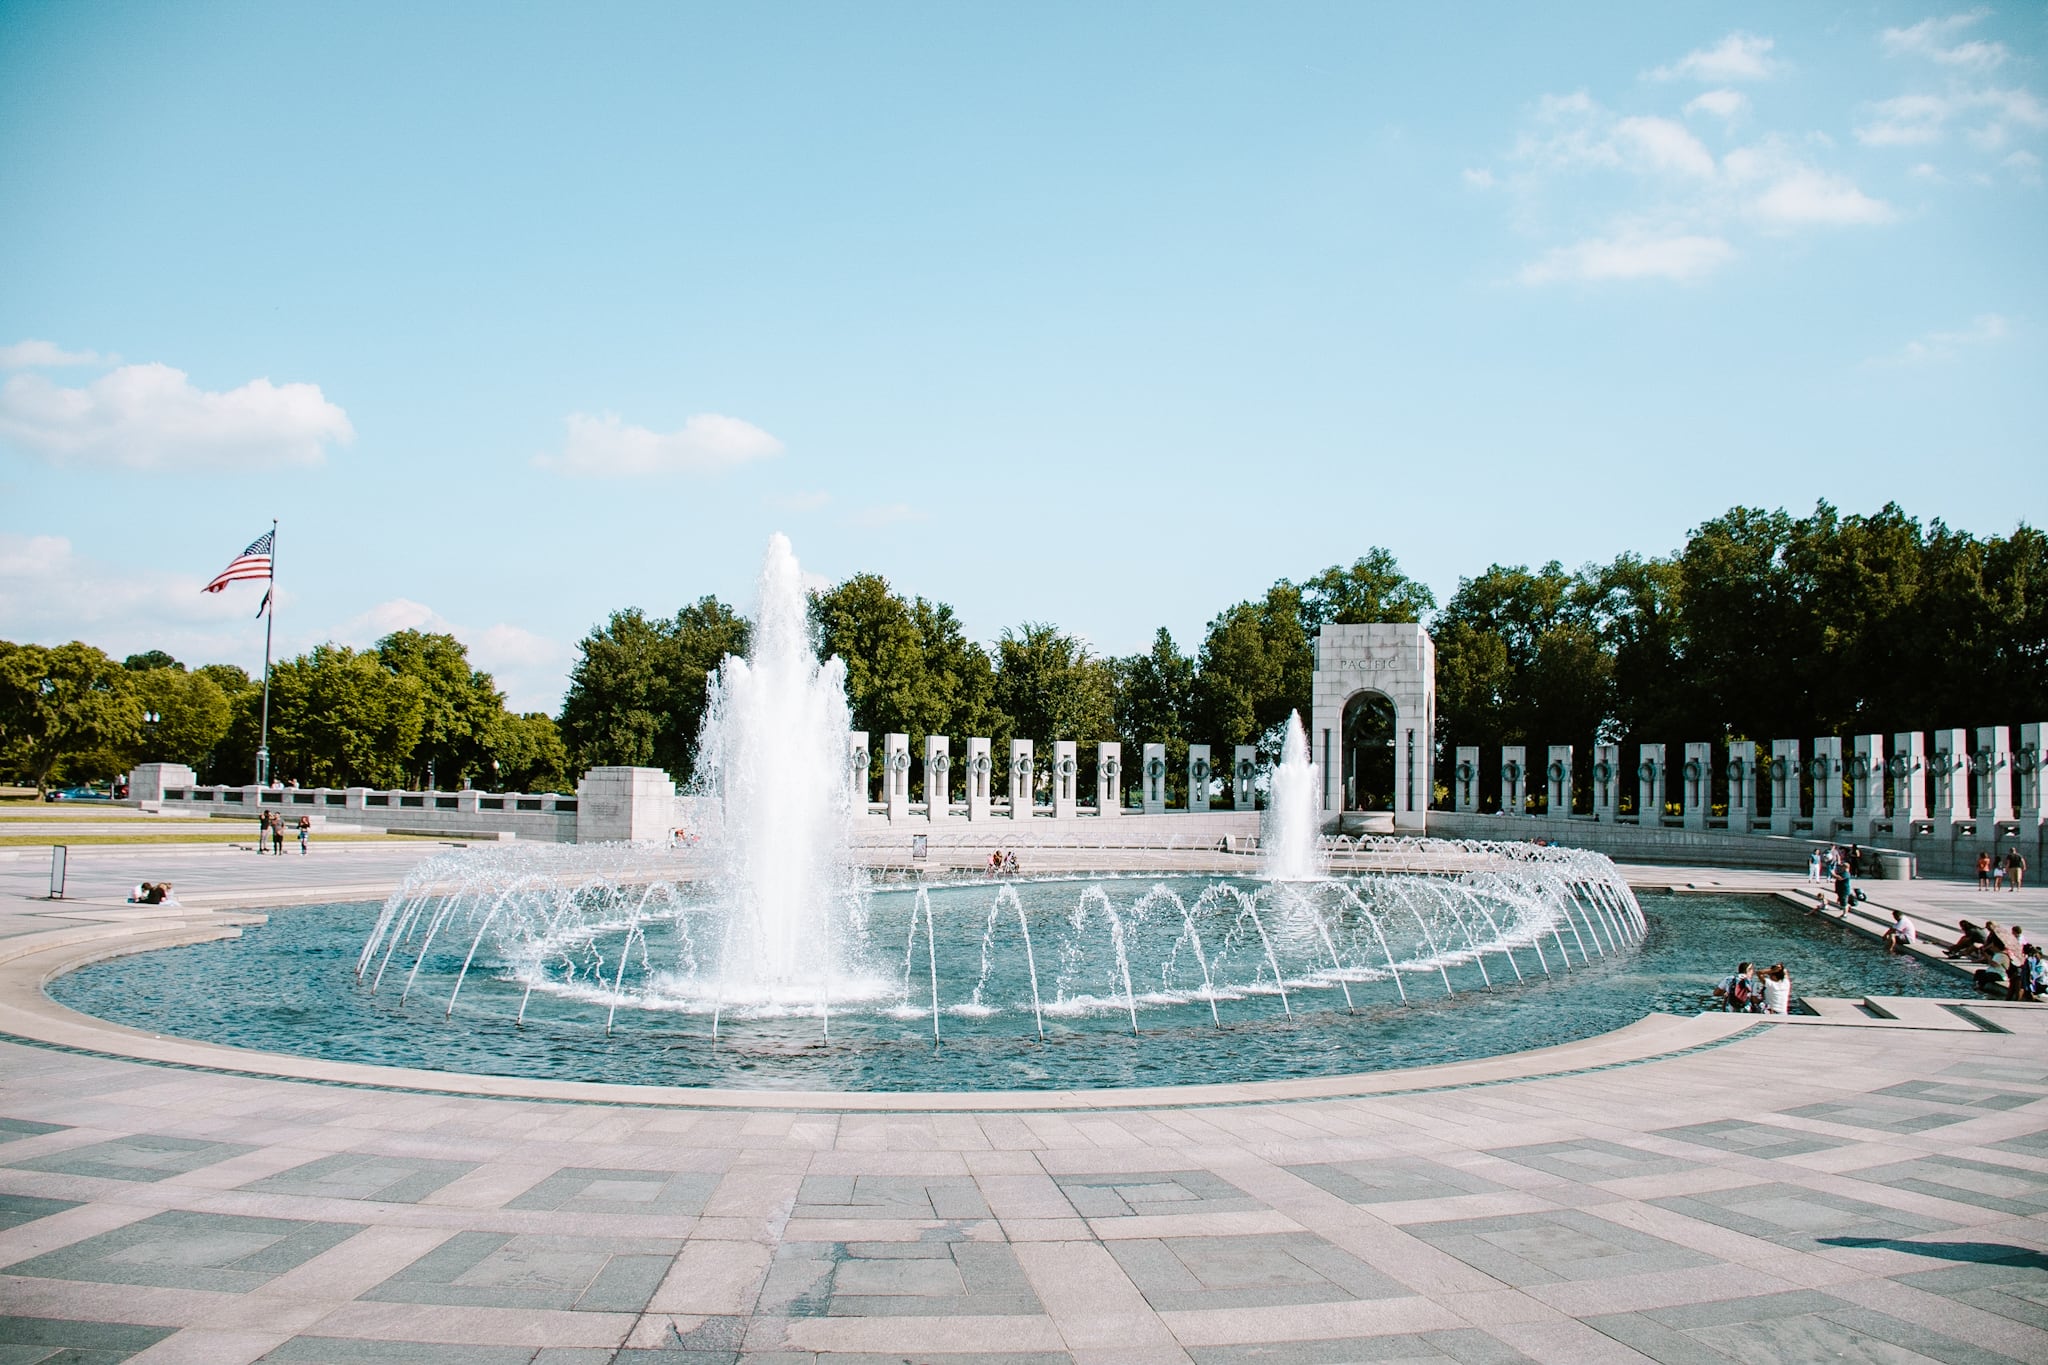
[359,1230,678,1312]
[1052,1169,1265,1219]
[1650,1180,1959,1252]
[506,1165,719,1217]
[1587,1287,2029,1364]
[1,1209,365,1292]
[1403,1209,1718,1286]
[242,1151,480,1204]
[758,1229,1042,1318]
[1483,1138,1700,1183]
[3,1132,256,1183]
[1284,1156,1510,1206]
[1108,1231,1407,1311]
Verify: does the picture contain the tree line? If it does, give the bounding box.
[0,632,569,796]
[6,501,2042,802]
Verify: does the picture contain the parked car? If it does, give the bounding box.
[44,785,113,802]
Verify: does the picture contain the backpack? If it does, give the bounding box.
[1729,976,1756,1008]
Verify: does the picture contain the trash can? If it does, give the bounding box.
[1878,853,1915,881]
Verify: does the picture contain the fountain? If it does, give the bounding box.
[1260,711,1325,881]
[231,533,1654,1089]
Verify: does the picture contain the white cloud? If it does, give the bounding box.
[1874,313,2011,364]
[0,339,106,369]
[334,597,572,712]
[0,362,353,470]
[1746,168,1895,225]
[1518,231,1737,285]
[768,488,831,511]
[1857,87,2046,151]
[1685,89,1749,121]
[1614,116,1718,179]
[0,532,276,669]
[845,502,926,529]
[1648,33,1781,83]
[1462,167,1496,189]
[1882,11,2008,69]
[535,411,782,477]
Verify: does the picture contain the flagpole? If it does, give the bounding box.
[256,518,276,786]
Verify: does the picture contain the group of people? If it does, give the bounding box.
[1805,843,1869,917]
[1974,848,2028,891]
[1713,961,1794,1014]
[125,881,178,905]
[254,810,311,854]
[1946,918,2044,1001]
[984,850,1022,877]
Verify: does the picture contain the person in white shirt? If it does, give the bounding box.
[1761,963,1791,1015]
[1881,910,1917,955]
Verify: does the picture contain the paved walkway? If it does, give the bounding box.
[0,854,2044,1363]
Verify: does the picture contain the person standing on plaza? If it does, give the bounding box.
[1977,851,1993,889]
[269,811,285,855]
[1833,859,1853,917]
[297,814,310,855]
[2006,847,2026,892]
[255,809,269,853]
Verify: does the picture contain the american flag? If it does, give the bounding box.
[204,531,273,597]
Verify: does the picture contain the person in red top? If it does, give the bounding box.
[1977,851,1994,890]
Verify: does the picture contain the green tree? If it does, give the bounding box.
[994,624,1117,752]
[558,598,749,784]
[196,665,262,784]
[489,711,572,793]
[375,630,504,787]
[129,666,232,767]
[1194,583,1313,747]
[266,644,426,788]
[0,641,144,793]
[1300,549,1436,627]
[122,649,182,672]
[1114,628,1197,804]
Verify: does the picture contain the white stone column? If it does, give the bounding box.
[1009,740,1034,820]
[1232,746,1257,810]
[1546,745,1572,817]
[1454,746,1480,813]
[129,763,196,803]
[883,733,911,823]
[2018,723,2045,828]
[1141,743,1168,815]
[1051,740,1078,819]
[1682,742,1712,831]
[1889,731,1927,824]
[1726,740,1756,834]
[1636,743,1664,826]
[1931,729,1967,829]
[574,766,677,843]
[1849,734,1884,839]
[1096,742,1121,817]
[848,732,870,817]
[924,735,950,823]
[1974,726,2014,831]
[965,738,992,821]
[1188,745,1212,812]
[1769,740,1801,835]
[1500,745,1526,816]
[1591,744,1620,822]
[1809,737,1844,836]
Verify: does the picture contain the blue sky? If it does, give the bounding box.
[2,2,2042,711]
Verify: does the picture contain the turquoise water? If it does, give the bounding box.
[49,883,1965,1092]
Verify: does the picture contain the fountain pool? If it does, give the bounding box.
[49,880,1963,1092]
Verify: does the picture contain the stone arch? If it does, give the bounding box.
[1340,688,1398,812]
[1309,624,1435,833]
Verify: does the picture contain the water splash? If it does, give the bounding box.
[1261,711,1325,881]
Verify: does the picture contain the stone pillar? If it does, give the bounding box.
[1769,740,1800,836]
[1051,740,1079,819]
[1974,726,2014,832]
[1849,734,1884,839]
[924,735,950,823]
[1931,729,1967,829]
[1889,731,1928,824]
[848,732,871,816]
[1809,737,1844,835]
[1187,744,1212,812]
[1635,743,1665,826]
[965,738,992,821]
[574,766,677,843]
[1681,742,1712,831]
[1009,740,1034,820]
[2018,723,2046,828]
[883,733,911,822]
[1726,740,1756,834]
[1591,743,1620,822]
[1454,746,1480,813]
[1500,745,1526,816]
[1141,743,1168,815]
[129,762,196,802]
[1096,742,1121,817]
[1546,745,1573,817]
[1232,746,1257,811]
